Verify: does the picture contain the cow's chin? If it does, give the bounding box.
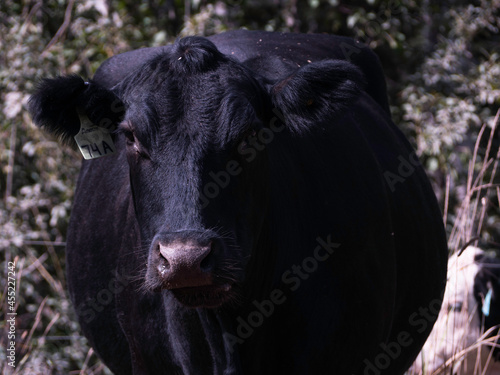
[168,283,233,308]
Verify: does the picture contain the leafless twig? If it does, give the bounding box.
[41,0,76,55]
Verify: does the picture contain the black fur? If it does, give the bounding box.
[116,37,269,150]
[29,75,124,146]
[271,60,365,134]
[28,75,87,144]
[170,36,227,74]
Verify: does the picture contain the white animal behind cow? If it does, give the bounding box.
[410,246,500,374]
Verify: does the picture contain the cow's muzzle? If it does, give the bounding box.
[156,238,213,288]
[147,231,234,307]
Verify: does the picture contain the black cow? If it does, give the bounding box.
[29,30,448,375]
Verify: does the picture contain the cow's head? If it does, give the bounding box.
[29,37,364,308]
[412,247,500,373]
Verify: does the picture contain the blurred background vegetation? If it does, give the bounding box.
[0,0,499,373]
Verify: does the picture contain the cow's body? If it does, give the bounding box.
[29,30,447,374]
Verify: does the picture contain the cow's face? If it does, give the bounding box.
[29,36,364,308]
[413,247,500,373]
[116,38,272,307]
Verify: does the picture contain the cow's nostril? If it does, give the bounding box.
[157,262,169,277]
[200,240,213,271]
[158,264,167,277]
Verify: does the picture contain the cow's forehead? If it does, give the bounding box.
[118,38,266,147]
[119,36,261,100]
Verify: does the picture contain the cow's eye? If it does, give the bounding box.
[122,129,139,149]
[447,301,463,312]
[119,125,149,158]
[122,128,135,143]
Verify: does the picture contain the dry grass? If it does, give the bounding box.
[407,109,500,375]
[1,247,110,375]
[448,110,500,253]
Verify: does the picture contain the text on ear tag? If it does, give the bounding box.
[74,114,116,160]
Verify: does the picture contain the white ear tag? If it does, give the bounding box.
[74,114,116,160]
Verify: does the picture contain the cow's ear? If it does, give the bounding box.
[28,75,124,146]
[270,60,365,134]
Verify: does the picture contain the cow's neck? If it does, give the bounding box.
[163,296,242,375]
